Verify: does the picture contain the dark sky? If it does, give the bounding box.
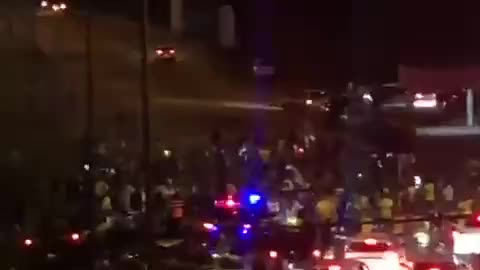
[231,1,480,88]
[87,0,480,88]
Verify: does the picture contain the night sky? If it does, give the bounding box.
[82,0,480,88]
[234,1,480,88]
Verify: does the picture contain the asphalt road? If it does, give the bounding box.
[31,10,308,147]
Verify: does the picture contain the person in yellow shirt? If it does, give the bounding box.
[378,189,394,232]
[315,196,338,223]
[424,181,435,210]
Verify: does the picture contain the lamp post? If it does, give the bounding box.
[139,0,152,233]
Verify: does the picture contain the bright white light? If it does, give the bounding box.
[163,149,171,157]
[305,99,313,105]
[357,173,363,178]
[52,4,59,11]
[414,176,422,188]
[415,93,424,99]
[414,232,430,247]
[41,1,48,7]
[71,233,80,241]
[60,3,66,9]
[364,238,377,245]
[312,249,321,258]
[362,92,373,103]
[169,49,175,54]
[83,164,90,171]
[269,250,278,258]
[414,99,437,108]
[24,239,33,246]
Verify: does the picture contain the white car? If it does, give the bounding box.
[453,214,480,255]
[344,234,403,270]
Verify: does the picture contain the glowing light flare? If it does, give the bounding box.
[328,265,341,270]
[41,1,48,7]
[364,238,377,245]
[413,99,437,108]
[203,223,217,231]
[312,249,321,258]
[71,233,80,241]
[60,3,66,9]
[249,194,261,204]
[305,99,313,105]
[156,49,164,55]
[269,250,278,258]
[169,49,175,54]
[24,239,33,246]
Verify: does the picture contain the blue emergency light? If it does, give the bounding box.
[248,194,261,205]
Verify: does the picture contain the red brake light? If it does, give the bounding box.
[215,195,240,209]
[169,49,175,54]
[328,265,341,270]
[156,49,164,55]
[476,215,480,223]
[269,250,278,258]
[24,239,33,246]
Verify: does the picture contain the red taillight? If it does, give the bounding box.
[215,195,240,209]
[169,49,175,54]
[328,265,341,270]
[476,215,480,223]
[269,250,278,258]
[312,249,321,258]
[71,233,80,241]
[24,239,33,246]
[428,268,440,270]
[156,49,164,55]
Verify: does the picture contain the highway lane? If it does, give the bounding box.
[32,11,310,145]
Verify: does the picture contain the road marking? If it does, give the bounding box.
[153,97,284,111]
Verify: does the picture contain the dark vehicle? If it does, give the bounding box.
[186,191,270,268]
[6,219,90,270]
[251,222,317,270]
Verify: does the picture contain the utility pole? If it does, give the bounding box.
[85,4,94,145]
[84,0,95,231]
[140,0,152,234]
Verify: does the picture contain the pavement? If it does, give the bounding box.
[31,10,296,146]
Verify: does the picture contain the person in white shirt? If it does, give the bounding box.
[442,184,454,211]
